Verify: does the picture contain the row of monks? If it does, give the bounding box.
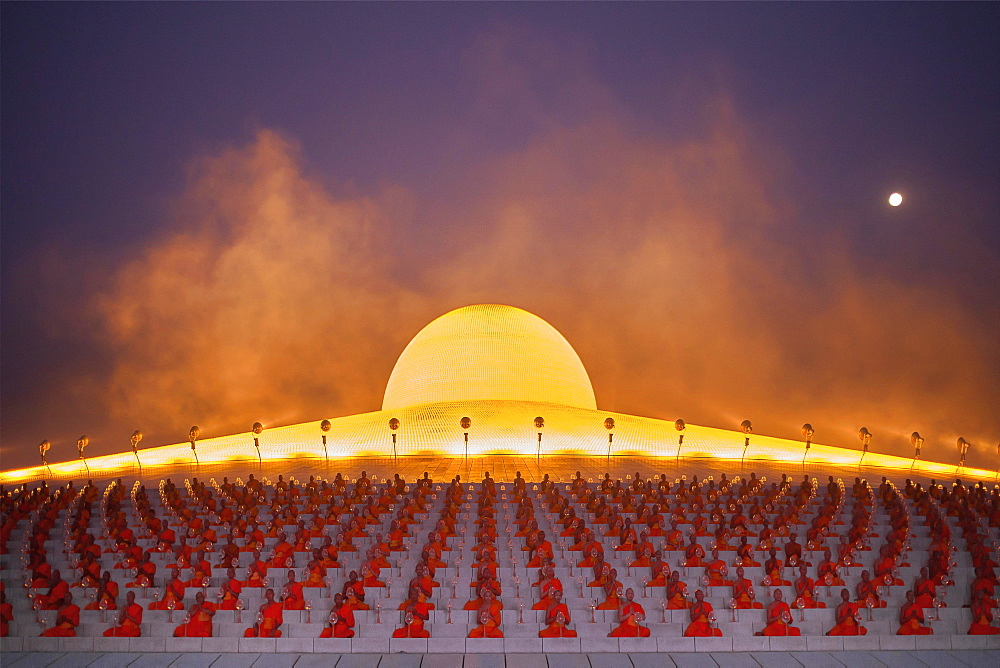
[2,469,998,639]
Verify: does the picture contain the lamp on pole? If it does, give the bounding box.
[77,435,90,476]
[675,419,686,462]
[188,426,201,466]
[39,439,51,472]
[604,417,615,465]
[252,422,264,466]
[389,418,400,461]
[320,420,331,462]
[534,417,545,462]
[858,428,872,468]
[739,420,753,465]
[460,417,471,459]
[909,432,923,471]
[957,437,970,470]
[801,424,814,466]
[131,430,143,472]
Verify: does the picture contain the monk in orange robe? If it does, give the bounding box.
[596,569,623,609]
[609,588,650,637]
[150,569,186,610]
[243,552,268,587]
[732,567,762,609]
[756,590,800,636]
[533,565,562,610]
[35,569,69,610]
[393,586,431,638]
[684,590,722,637]
[793,564,826,608]
[245,588,283,637]
[173,592,216,637]
[270,533,295,568]
[855,570,886,608]
[968,590,1000,634]
[684,536,706,567]
[704,549,732,586]
[0,590,12,638]
[469,608,503,638]
[104,591,143,637]
[86,571,119,610]
[539,590,576,637]
[897,590,932,635]
[827,588,867,636]
[41,592,80,637]
[319,593,355,637]
[343,570,369,610]
[219,567,243,610]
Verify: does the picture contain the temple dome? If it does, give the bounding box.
[382,304,597,411]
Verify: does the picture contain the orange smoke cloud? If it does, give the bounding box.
[6,25,997,471]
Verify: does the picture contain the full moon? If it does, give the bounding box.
[889,192,903,207]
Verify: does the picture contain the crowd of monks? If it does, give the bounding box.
[1,469,998,640]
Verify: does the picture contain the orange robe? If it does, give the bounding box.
[245,601,283,637]
[609,602,650,637]
[760,602,800,636]
[40,604,79,637]
[104,603,143,637]
[897,603,932,635]
[684,601,722,637]
[827,602,867,636]
[173,601,216,637]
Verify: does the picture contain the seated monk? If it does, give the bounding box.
[666,571,690,609]
[596,569,623,609]
[736,536,759,566]
[343,570,369,610]
[609,588,650,637]
[897,590,932,635]
[243,552,268,588]
[150,569,185,610]
[763,549,791,586]
[35,569,69,610]
[280,570,305,610]
[86,571,119,611]
[647,551,669,587]
[270,533,295,568]
[40,592,80,637]
[539,590,577,637]
[732,566,762,609]
[684,589,722,637]
[704,549,732,586]
[186,550,212,588]
[406,564,436,609]
[855,570,886,608]
[361,564,384,588]
[533,565,561,610]
[913,567,938,608]
[319,593,355,637]
[394,587,431,638]
[756,590,801,636]
[174,591,216,637]
[631,543,653,569]
[469,608,503,638]
[684,536,706,567]
[304,553,328,588]
[1,590,12,637]
[245,588,283,637]
[817,549,844,586]
[466,580,502,611]
[527,531,554,568]
[794,564,826,608]
[219,568,243,610]
[968,590,1000,635]
[827,588,867,636]
[104,591,142,637]
[125,553,156,589]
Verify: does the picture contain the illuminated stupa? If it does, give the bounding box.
[0,303,993,482]
[383,304,597,411]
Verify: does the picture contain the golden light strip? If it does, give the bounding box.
[1,400,995,485]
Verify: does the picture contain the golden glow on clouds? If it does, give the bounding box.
[383,304,597,411]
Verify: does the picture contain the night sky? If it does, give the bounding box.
[2,3,998,471]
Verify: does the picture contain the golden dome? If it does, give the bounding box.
[382,304,597,411]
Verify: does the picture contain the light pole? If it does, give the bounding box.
[534,417,545,462]
[801,424,814,466]
[957,437,970,470]
[131,430,143,472]
[461,417,471,459]
[77,435,90,476]
[320,420,331,462]
[252,422,264,466]
[739,420,752,465]
[189,426,201,466]
[39,439,51,472]
[858,428,872,468]
[389,418,399,461]
[675,419,686,462]
[604,417,615,465]
[909,432,923,471]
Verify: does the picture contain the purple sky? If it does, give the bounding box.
[2,3,998,471]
